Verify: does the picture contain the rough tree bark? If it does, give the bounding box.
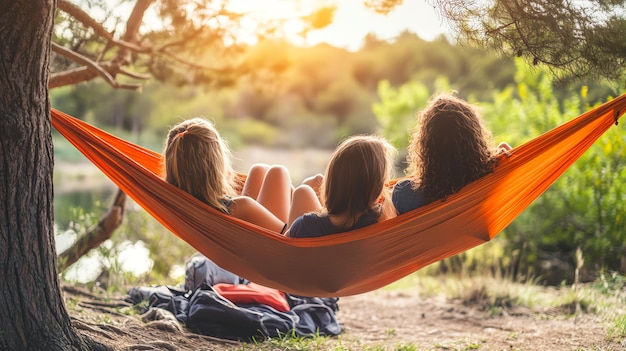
[0,1,108,350]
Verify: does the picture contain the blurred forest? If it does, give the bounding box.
[52,33,625,287]
[52,32,614,149]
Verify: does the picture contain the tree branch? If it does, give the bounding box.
[58,189,127,272]
[49,64,109,89]
[118,0,154,61]
[52,42,117,87]
[118,68,151,81]
[53,0,156,89]
[159,48,236,72]
[57,0,147,53]
[50,42,142,90]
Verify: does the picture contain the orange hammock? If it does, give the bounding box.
[51,95,626,297]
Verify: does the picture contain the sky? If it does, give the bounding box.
[227,0,451,50]
[117,0,451,50]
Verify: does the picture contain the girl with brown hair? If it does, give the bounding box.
[286,135,397,238]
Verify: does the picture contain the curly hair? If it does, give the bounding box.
[406,94,498,202]
[163,118,236,213]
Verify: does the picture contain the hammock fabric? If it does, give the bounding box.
[51,95,626,297]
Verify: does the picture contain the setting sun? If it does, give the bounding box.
[227,0,449,50]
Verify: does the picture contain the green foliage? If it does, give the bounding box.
[594,272,626,296]
[51,33,518,149]
[236,331,330,351]
[53,193,106,230]
[373,79,430,150]
[425,0,626,81]
[610,315,626,340]
[501,65,626,282]
[56,196,196,289]
[221,118,280,149]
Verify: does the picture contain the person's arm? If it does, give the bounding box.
[229,196,286,233]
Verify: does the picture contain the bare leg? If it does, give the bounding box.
[301,173,324,198]
[288,184,322,227]
[242,163,270,200]
[256,165,293,224]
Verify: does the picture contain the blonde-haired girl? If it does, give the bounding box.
[164,117,292,233]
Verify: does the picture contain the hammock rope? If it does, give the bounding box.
[51,94,626,297]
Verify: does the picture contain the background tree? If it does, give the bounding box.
[367,0,626,81]
[52,32,523,151]
[50,0,335,90]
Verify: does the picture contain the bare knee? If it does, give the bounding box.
[265,165,290,182]
[243,163,270,198]
[293,184,316,200]
[248,163,270,176]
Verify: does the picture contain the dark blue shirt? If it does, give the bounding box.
[289,211,379,238]
[392,179,429,214]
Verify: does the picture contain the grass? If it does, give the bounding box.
[238,337,432,351]
[225,271,626,351]
[609,315,626,341]
[237,333,331,351]
[386,271,548,309]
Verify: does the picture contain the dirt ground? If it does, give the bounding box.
[64,284,625,351]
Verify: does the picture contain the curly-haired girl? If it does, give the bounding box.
[392,94,511,214]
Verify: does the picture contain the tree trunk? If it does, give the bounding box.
[0,1,107,350]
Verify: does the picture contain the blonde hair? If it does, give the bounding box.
[321,135,396,227]
[164,118,236,213]
[406,93,498,202]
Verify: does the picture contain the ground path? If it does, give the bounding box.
[65,284,623,350]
